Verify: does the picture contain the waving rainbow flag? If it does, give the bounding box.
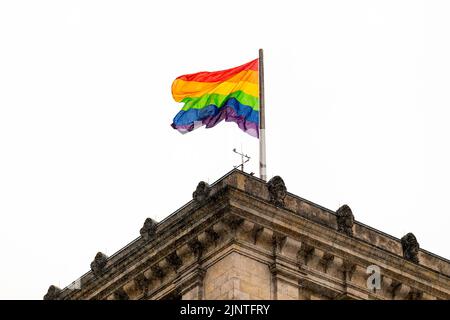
[171,59,259,138]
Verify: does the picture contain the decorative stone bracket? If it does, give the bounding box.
[272,233,287,254]
[151,264,165,280]
[223,215,244,234]
[251,225,264,244]
[113,287,129,300]
[298,243,315,266]
[188,239,204,260]
[341,261,357,282]
[134,273,150,296]
[388,280,411,299]
[319,253,335,273]
[166,252,183,272]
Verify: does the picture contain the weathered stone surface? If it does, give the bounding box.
[336,204,354,236]
[151,265,165,279]
[204,252,271,300]
[298,242,315,266]
[193,181,210,203]
[140,218,157,240]
[401,233,420,263]
[319,253,335,273]
[267,176,287,207]
[113,287,129,300]
[134,273,150,295]
[188,239,204,259]
[90,252,108,277]
[49,169,450,301]
[166,252,183,271]
[44,285,61,300]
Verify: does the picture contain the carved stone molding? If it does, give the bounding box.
[341,261,357,282]
[140,218,158,241]
[175,266,207,300]
[44,285,62,300]
[209,185,228,203]
[401,232,419,263]
[272,233,287,254]
[224,215,244,233]
[319,253,335,273]
[151,265,165,280]
[388,280,411,299]
[164,287,182,300]
[269,262,278,277]
[90,252,108,277]
[188,239,204,259]
[298,279,312,300]
[335,293,352,300]
[408,290,423,300]
[51,170,450,301]
[113,287,129,300]
[388,280,401,298]
[192,181,210,204]
[251,225,264,244]
[166,252,183,271]
[298,243,315,266]
[336,205,354,237]
[134,273,150,295]
[205,228,220,246]
[267,176,287,207]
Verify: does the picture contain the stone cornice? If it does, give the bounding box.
[52,169,450,300]
[226,187,449,298]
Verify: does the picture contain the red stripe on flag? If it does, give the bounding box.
[176,59,258,83]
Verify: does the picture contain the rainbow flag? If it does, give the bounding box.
[171,59,259,138]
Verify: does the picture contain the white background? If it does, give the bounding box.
[0,0,449,299]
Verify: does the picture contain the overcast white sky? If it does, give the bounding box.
[1,0,449,300]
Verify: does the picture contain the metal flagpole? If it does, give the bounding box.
[258,49,267,181]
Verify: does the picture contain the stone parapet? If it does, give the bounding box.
[44,169,450,300]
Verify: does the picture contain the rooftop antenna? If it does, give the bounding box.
[233,147,251,172]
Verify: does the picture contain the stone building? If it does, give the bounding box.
[44,170,450,300]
